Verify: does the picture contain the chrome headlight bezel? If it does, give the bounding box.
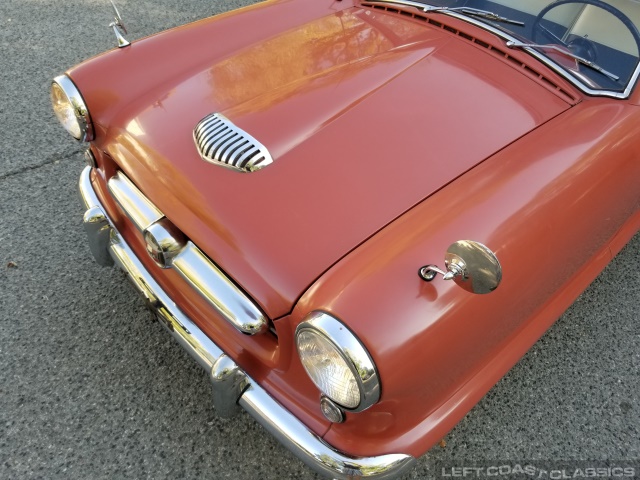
[51,75,94,142]
[295,311,380,413]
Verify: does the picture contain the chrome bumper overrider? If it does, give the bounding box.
[78,166,416,480]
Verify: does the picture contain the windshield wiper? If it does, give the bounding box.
[506,40,619,81]
[422,6,524,26]
[361,1,524,26]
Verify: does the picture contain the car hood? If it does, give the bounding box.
[78,7,571,318]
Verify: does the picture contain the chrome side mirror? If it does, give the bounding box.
[419,240,502,294]
[109,0,130,48]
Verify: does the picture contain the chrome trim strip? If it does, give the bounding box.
[79,168,101,210]
[172,243,268,335]
[194,113,274,172]
[361,0,639,99]
[108,172,163,231]
[78,166,416,480]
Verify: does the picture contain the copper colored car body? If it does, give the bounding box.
[52,0,640,478]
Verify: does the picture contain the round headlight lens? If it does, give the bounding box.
[297,329,361,408]
[50,75,93,142]
[295,312,380,412]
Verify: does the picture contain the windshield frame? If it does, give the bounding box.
[361,0,640,99]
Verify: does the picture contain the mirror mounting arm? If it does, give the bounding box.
[419,264,462,282]
[418,240,501,295]
[109,0,130,48]
[110,21,130,48]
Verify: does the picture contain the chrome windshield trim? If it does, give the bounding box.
[107,172,163,231]
[361,0,639,99]
[78,165,416,480]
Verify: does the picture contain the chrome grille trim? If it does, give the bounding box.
[194,113,273,172]
[104,168,268,334]
[108,172,163,231]
[172,244,268,335]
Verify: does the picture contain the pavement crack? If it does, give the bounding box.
[0,146,83,180]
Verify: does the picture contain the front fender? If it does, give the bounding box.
[290,98,640,458]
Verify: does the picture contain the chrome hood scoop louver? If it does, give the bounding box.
[194,113,273,172]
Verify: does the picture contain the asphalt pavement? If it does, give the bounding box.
[1,1,639,479]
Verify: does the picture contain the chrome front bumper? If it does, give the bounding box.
[78,166,416,480]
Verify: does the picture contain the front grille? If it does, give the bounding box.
[106,170,269,334]
[194,113,273,172]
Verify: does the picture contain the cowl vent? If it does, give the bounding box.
[361,2,579,104]
[194,113,273,172]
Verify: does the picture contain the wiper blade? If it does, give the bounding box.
[506,40,619,81]
[360,1,524,26]
[423,6,524,26]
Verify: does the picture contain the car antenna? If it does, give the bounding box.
[109,0,130,48]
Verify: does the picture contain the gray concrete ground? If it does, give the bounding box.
[1,1,638,479]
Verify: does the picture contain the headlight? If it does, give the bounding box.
[51,75,93,142]
[295,312,380,412]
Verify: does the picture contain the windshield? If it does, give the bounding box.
[369,0,640,95]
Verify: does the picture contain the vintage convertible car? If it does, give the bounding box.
[51,0,640,478]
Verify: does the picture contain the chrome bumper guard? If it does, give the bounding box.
[78,167,416,480]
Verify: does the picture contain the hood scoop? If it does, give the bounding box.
[194,113,273,172]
